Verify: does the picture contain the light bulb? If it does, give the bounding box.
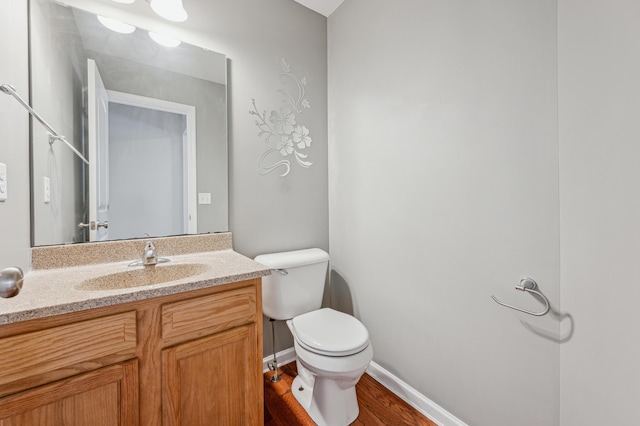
[97,15,136,34]
[149,0,188,22]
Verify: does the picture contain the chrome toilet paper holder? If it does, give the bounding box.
[491,277,550,317]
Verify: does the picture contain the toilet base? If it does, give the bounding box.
[291,373,359,426]
[284,315,373,426]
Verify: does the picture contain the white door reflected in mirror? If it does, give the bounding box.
[88,59,110,242]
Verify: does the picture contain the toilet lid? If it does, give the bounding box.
[291,308,369,356]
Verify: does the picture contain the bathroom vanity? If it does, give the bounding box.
[0,233,270,425]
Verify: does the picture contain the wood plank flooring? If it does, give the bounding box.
[264,362,437,426]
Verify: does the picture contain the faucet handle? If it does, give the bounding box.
[142,240,158,266]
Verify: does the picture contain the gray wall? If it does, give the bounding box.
[328,1,560,425]
[0,1,30,271]
[31,0,87,246]
[558,0,640,423]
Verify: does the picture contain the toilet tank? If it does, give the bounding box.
[255,248,330,320]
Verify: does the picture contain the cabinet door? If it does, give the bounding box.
[0,360,138,426]
[162,324,261,426]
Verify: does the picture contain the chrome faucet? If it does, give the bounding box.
[142,240,158,266]
[128,240,170,267]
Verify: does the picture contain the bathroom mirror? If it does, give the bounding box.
[29,0,228,246]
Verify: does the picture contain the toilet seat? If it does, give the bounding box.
[291,308,369,356]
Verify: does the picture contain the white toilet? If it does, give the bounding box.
[255,248,373,426]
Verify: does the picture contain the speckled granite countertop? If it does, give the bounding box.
[0,234,271,325]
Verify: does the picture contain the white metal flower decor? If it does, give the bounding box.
[250,58,313,177]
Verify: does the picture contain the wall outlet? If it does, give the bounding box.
[0,163,7,202]
[198,193,212,205]
[44,176,50,204]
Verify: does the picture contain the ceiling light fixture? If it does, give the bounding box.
[97,15,136,34]
[148,31,182,47]
[111,0,136,4]
[149,0,188,22]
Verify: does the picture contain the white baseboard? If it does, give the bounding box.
[263,347,296,373]
[366,361,468,426]
[263,348,466,426]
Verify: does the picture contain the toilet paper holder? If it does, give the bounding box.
[491,277,550,317]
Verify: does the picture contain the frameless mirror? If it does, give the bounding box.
[29,0,228,246]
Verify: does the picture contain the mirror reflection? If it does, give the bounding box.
[30,0,228,246]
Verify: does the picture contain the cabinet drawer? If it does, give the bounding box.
[0,311,137,390]
[162,285,256,343]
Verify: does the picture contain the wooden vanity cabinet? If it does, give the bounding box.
[160,285,262,425]
[0,360,139,426]
[162,324,260,425]
[0,279,263,426]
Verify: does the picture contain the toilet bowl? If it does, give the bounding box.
[255,249,373,426]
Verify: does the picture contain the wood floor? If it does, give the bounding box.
[264,362,437,426]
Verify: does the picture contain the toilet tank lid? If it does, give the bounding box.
[254,248,329,269]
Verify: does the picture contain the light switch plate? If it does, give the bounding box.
[44,176,50,204]
[0,163,7,202]
[198,193,211,205]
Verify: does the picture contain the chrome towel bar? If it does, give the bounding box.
[1,83,89,165]
[491,277,550,316]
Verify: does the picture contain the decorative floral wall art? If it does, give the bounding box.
[250,58,312,177]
